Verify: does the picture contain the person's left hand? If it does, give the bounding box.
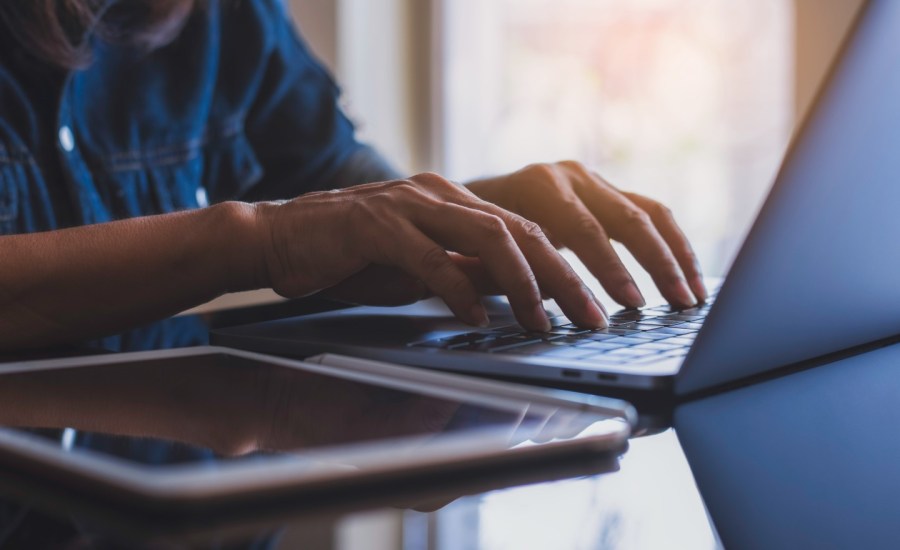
[466,161,707,309]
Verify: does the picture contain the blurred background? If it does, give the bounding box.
[289,0,863,278]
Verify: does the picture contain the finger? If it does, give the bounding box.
[576,178,697,307]
[405,173,605,327]
[454,202,608,329]
[372,221,488,327]
[624,192,708,302]
[321,264,428,306]
[528,196,646,308]
[450,255,553,299]
[449,255,504,295]
[412,204,550,331]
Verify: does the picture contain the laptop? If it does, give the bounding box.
[213,0,900,396]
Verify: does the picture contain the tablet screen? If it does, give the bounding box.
[0,352,611,469]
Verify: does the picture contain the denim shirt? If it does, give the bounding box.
[0,0,377,235]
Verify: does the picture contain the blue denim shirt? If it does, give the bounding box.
[0,0,375,235]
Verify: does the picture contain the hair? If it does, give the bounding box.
[0,0,198,69]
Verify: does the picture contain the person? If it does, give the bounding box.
[0,0,706,353]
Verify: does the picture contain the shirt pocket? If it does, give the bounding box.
[99,117,264,219]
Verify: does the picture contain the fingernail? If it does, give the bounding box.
[532,304,552,332]
[470,305,490,327]
[624,283,646,308]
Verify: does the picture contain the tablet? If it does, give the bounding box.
[0,347,631,516]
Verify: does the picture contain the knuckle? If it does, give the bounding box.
[522,162,557,182]
[418,246,451,276]
[479,213,508,235]
[571,214,600,236]
[413,172,453,189]
[519,219,546,241]
[386,179,418,194]
[620,208,653,230]
[560,267,584,288]
[558,159,584,172]
[651,200,674,218]
[682,248,698,265]
[448,275,473,297]
[662,265,687,285]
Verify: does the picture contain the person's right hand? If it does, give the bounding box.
[252,173,608,332]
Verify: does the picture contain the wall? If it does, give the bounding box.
[793,0,866,120]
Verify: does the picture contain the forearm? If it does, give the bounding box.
[0,202,263,351]
[0,364,263,455]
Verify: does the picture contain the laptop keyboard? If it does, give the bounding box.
[410,291,716,366]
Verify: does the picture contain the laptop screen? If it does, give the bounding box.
[676,0,900,394]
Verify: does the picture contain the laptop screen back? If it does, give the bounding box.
[677,0,900,394]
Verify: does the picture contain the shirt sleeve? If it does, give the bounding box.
[223,0,396,201]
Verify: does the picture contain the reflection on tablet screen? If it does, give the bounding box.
[0,354,605,468]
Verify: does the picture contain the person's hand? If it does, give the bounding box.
[252,173,607,331]
[466,161,707,309]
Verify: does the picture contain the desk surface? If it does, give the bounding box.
[0,428,718,549]
[2,300,898,549]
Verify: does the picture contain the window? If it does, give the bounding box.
[438,0,794,277]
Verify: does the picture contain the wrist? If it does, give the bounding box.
[209,201,270,293]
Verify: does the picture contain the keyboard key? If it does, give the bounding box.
[579,341,624,352]
[548,326,591,336]
[660,314,705,322]
[628,322,677,331]
[636,342,685,351]
[630,318,685,327]
[606,348,659,358]
[663,336,695,346]
[607,312,649,324]
[581,332,620,342]
[611,311,663,322]
[603,337,648,346]
[680,322,705,330]
[593,327,641,336]
[624,331,673,341]
[518,332,566,342]
[489,325,526,334]
[653,327,695,336]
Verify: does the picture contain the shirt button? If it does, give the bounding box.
[195,186,210,208]
[59,126,75,152]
